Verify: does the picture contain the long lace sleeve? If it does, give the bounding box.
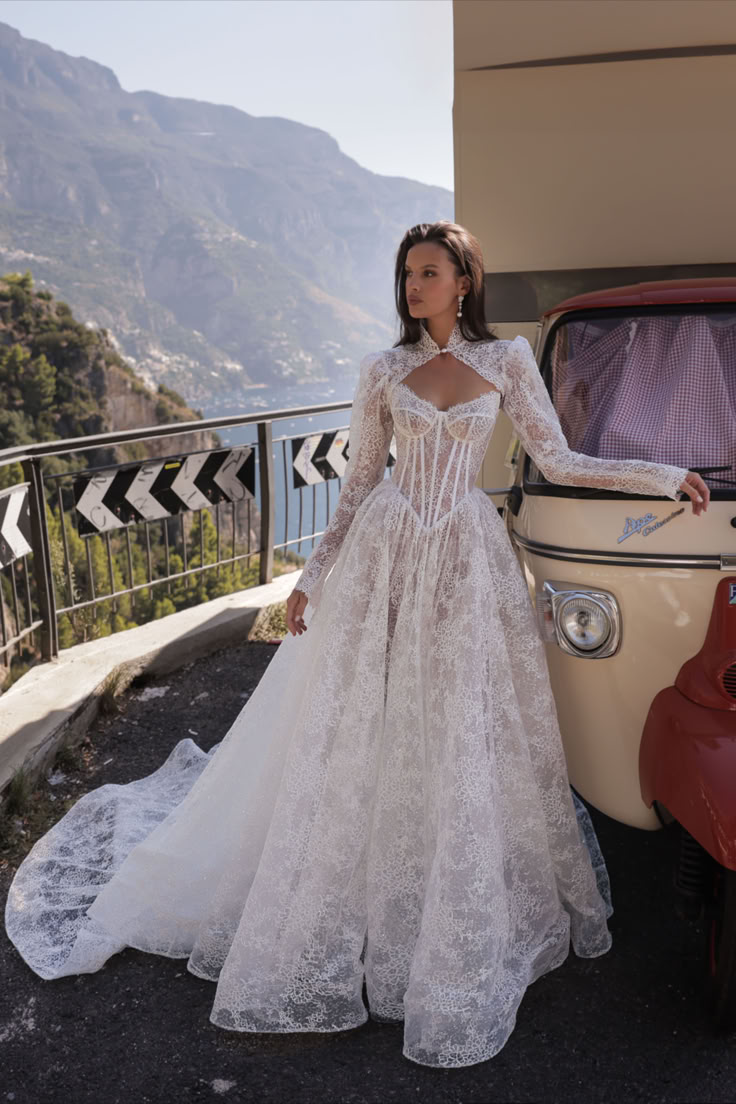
[295,351,393,604]
[501,336,689,500]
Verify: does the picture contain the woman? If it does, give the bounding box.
[5,221,709,1070]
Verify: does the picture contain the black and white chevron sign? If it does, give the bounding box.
[0,483,33,568]
[73,448,256,537]
[291,430,396,489]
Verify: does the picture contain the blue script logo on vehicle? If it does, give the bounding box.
[617,507,685,543]
[729,582,736,605]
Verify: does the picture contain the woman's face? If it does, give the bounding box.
[404,242,469,321]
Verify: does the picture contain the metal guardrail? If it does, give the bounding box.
[0,399,353,684]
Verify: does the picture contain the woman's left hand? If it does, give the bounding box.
[679,471,710,516]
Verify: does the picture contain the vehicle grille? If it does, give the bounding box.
[721,663,736,701]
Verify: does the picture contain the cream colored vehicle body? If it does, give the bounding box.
[497,290,736,831]
[511,488,730,830]
[453,0,736,1026]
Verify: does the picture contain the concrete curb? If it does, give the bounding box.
[0,570,302,797]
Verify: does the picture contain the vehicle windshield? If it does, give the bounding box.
[543,309,736,495]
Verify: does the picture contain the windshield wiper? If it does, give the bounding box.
[689,464,736,487]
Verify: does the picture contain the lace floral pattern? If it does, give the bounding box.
[296,325,688,605]
[4,322,688,1069]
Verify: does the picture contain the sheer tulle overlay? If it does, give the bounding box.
[5,323,688,1068]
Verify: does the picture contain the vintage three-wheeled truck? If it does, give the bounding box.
[451,0,736,1030]
[498,278,736,1027]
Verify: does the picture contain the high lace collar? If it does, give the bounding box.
[416,320,466,357]
[392,319,508,396]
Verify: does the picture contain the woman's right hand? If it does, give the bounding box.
[679,471,710,517]
[286,587,309,635]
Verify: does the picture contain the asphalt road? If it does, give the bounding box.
[1,639,734,1104]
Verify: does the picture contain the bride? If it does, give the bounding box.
[4,221,709,1069]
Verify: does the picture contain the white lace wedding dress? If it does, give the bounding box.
[4,322,689,1068]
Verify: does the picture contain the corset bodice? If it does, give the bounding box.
[388,379,502,527]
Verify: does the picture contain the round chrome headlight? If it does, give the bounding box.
[557,594,612,652]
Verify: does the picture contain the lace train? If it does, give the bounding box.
[6,480,612,1068]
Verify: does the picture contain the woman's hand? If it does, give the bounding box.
[286,587,309,635]
[679,471,710,516]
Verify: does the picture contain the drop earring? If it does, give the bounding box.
[457,294,464,318]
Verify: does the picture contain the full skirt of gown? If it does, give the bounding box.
[4,479,613,1069]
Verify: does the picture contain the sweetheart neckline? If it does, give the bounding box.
[394,379,501,416]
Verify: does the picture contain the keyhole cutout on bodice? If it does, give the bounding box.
[400,353,500,413]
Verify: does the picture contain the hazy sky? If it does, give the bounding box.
[0,0,454,191]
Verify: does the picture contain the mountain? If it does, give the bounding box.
[0,21,453,413]
[0,270,220,479]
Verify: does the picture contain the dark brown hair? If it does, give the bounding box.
[392,220,498,347]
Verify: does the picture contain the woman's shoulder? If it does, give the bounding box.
[351,350,394,396]
[365,344,408,378]
[506,334,533,351]
[358,349,388,369]
[467,332,520,353]
[501,334,537,374]
[481,334,530,356]
[456,333,515,381]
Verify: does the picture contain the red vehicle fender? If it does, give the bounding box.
[640,577,736,869]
